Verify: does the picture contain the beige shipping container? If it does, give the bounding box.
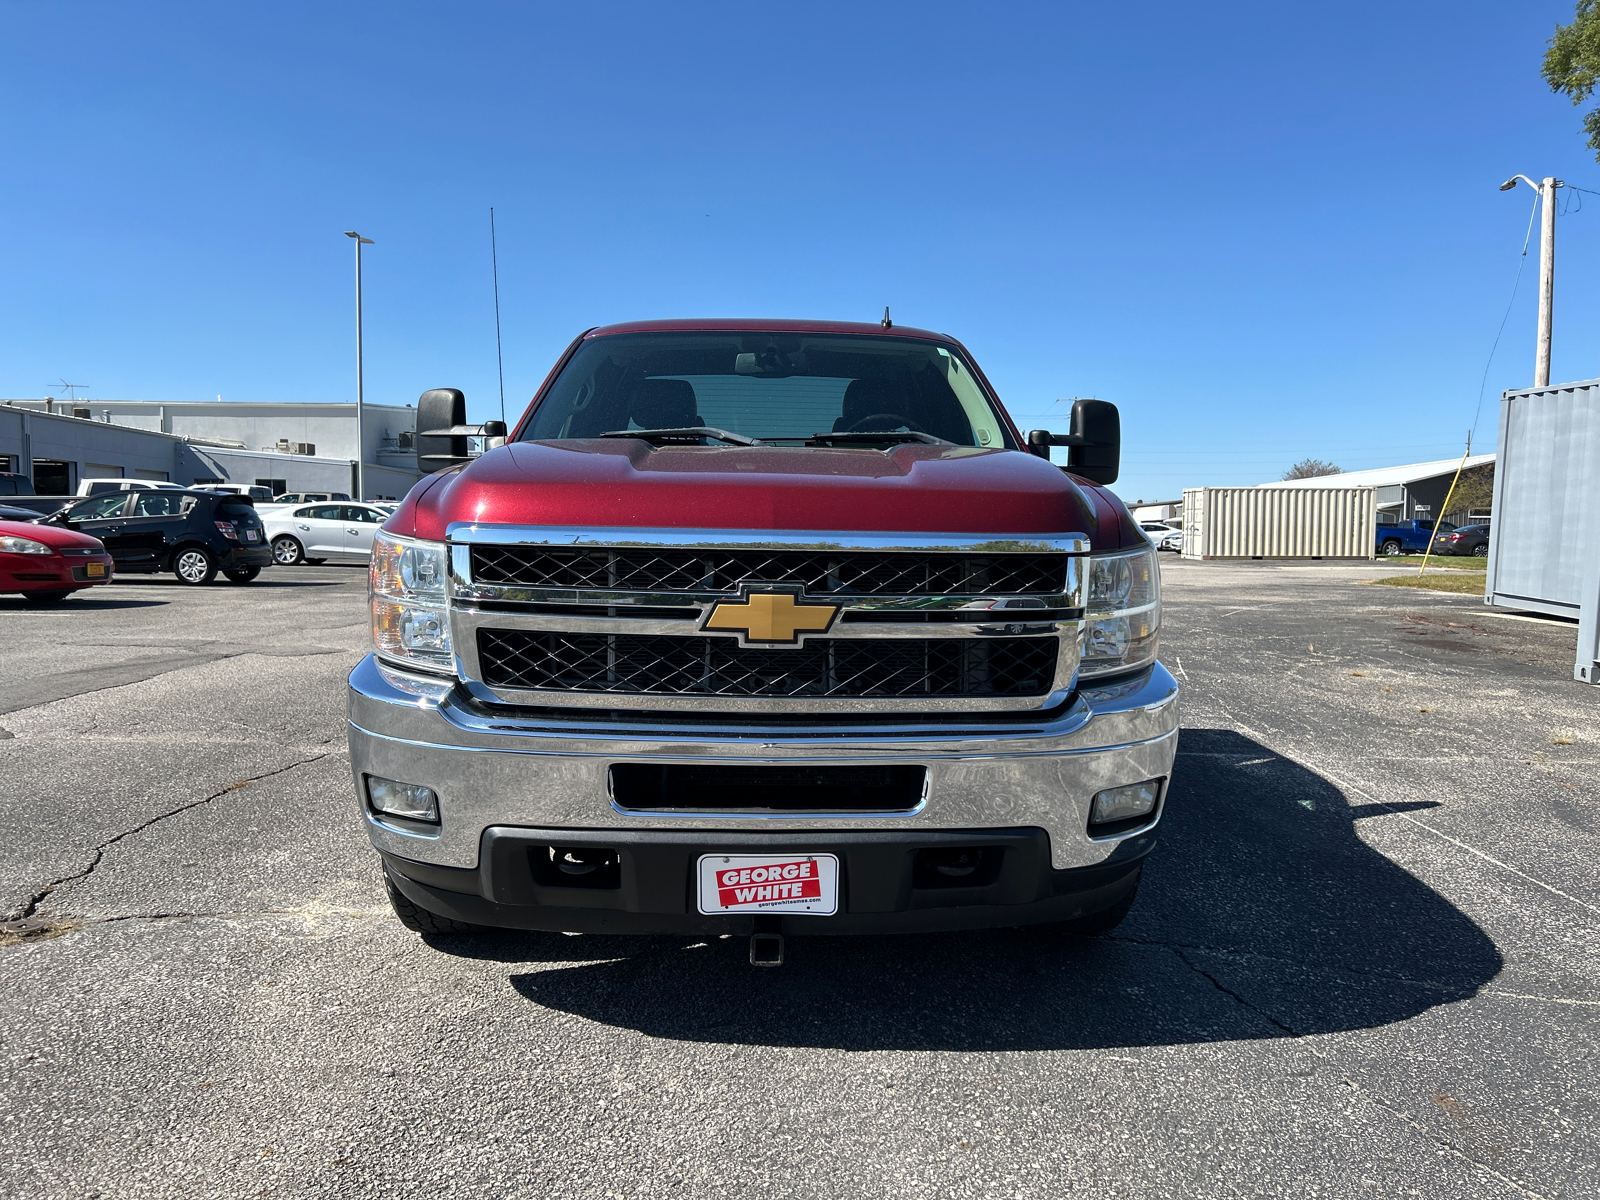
[1181,486,1376,560]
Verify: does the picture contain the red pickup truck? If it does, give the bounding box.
[348,319,1177,964]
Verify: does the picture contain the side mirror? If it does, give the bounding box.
[416,388,468,470]
[415,392,508,470]
[1025,398,1120,485]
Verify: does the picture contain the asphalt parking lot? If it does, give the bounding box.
[1,558,1595,1199]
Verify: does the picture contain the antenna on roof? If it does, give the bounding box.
[49,379,89,401]
[880,307,892,330]
[489,207,507,426]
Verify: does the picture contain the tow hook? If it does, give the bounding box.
[749,915,784,967]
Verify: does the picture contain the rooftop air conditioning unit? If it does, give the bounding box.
[291,442,315,456]
[275,438,291,453]
[73,407,92,420]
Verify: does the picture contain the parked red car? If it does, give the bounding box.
[0,518,115,602]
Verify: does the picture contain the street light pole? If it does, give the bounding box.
[1501,175,1561,387]
[343,230,375,498]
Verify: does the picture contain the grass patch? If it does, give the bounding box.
[1364,572,1487,594]
[1373,554,1484,571]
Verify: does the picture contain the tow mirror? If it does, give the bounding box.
[415,388,509,471]
[1025,399,1120,485]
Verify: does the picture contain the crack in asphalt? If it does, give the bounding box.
[1169,946,1301,1036]
[3,754,329,923]
[1107,933,1479,999]
[1335,1075,1553,1200]
[1159,938,1555,1196]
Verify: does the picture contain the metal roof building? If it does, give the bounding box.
[1266,454,1495,523]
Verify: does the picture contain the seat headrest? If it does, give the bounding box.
[630,378,699,429]
[836,378,909,431]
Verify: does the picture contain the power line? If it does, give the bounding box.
[1469,192,1539,440]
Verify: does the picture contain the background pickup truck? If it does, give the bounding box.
[1376,519,1455,556]
[0,473,187,519]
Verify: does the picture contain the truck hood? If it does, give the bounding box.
[402,440,1108,541]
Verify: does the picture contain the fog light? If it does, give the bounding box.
[1090,780,1161,826]
[366,776,439,823]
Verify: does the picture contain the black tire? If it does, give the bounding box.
[271,536,304,566]
[1380,539,1403,556]
[1054,872,1140,937]
[223,565,262,583]
[384,872,496,935]
[172,547,217,585]
[1472,544,1488,558]
[22,589,73,604]
[303,557,327,566]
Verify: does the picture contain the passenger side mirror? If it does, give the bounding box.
[1025,398,1121,485]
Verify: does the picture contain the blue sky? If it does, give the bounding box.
[2,1,1596,503]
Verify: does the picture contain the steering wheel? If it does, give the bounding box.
[845,412,927,434]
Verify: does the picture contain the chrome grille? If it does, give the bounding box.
[469,546,1067,596]
[477,630,1059,699]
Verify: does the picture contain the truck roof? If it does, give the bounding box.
[584,318,952,341]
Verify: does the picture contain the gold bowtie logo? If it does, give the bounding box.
[703,589,839,645]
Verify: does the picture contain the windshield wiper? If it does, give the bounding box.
[800,430,955,447]
[599,427,765,447]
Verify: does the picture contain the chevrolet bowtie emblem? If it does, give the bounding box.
[703,587,839,646]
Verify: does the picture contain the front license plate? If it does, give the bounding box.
[697,853,839,916]
[86,562,106,577]
[245,529,260,543]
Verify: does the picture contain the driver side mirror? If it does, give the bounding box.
[1026,398,1120,485]
[415,387,509,471]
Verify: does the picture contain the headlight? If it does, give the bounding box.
[0,535,51,555]
[370,532,453,674]
[1081,545,1160,679]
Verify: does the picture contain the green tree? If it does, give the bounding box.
[1282,458,1341,480]
[1544,2,1600,158]
[1444,464,1495,517]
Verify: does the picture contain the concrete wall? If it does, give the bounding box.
[0,405,421,499]
[3,398,418,473]
[0,406,178,491]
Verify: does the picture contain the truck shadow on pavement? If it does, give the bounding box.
[459,728,1505,1050]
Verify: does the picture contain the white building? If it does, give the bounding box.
[0,399,424,499]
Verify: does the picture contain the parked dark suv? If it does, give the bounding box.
[50,489,273,584]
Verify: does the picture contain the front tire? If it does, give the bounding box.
[224,565,262,583]
[22,589,73,604]
[173,547,216,585]
[272,536,304,566]
[1380,539,1402,556]
[384,872,496,936]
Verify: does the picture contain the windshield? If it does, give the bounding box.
[520,332,1015,449]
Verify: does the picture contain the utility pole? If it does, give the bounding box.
[1501,175,1562,387]
[343,230,375,499]
[1537,177,1558,388]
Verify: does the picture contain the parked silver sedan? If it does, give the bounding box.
[265,502,388,566]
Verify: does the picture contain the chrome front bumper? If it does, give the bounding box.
[346,656,1180,873]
